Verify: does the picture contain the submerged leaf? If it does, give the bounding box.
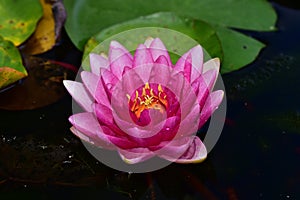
[265,112,300,134]
[0,0,42,46]
[0,36,27,89]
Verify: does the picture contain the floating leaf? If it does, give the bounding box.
[82,12,266,73]
[64,0,277,50]
[0,36,27,89]
[0,0,42,46]
[82,12,222,70]
[215,26,265,73]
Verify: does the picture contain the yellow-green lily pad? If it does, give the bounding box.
[0,0,43,46]
[0,36,27,89]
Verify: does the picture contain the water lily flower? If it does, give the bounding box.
[63,38,224,164]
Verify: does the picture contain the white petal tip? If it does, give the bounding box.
[144,37,154,47]
[110,40,125,49]
[203,57,220,73]
[63,80,76,90]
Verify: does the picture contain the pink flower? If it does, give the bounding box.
[63,38,224,164]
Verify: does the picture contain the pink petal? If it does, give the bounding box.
[70,112,137,149]
[118,148,155,164]
[202,58,220,74]
[183,54,192,82]
[144,37,154,47]
[63,80,93,112]
[191,69,217,110]
[189,45,204,73]
[81,71,98,98]
[133,44,154,68]
[155,137,192,161]
[175,104,200,138]
[69,113,114,149]
[110,40,132,53]
[111,113,180,148]
[109,41,133,79]
[100,68,119,97]
[70,126,115,150]
[89,53,109,75]
[100,125,138,149]
[120,68,144,99]
[117,115,179,144]
[203,58,220,88]
[69,112,100,135]
[92,77,111,108]
[93,103,129,137]
[122,66,131,75]
[149,63,172,87]
[199,90,224,127]
[203,69,218,92]
[149,38,172,66]
[174,45,204,82]
[175,136,207,163]
[93,103,114,127]
[155,55,169,66]
[157,70,197,119]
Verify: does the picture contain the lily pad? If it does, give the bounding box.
[0,36,27,89]
[64,0,276,51]
[215,26,265,74]
[0,0,43,46]
[82,12,222,70]
[82,12,265,73]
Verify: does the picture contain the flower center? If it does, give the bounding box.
[128,83,168,119]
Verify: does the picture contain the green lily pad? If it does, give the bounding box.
[82,12,266,73]
[0,0,43,46]
[64,0,276,51]
[82,12,222,70]
[0,36,27,89]
[215,26,265,74]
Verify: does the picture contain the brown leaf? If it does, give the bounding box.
[21,0,66,55]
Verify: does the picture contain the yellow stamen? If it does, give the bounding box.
[128,83,168,119]
[126,94,131,102]
[145,82,150,89]
[158,84,163,92]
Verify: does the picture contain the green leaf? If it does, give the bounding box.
[215,26,265,73]
[64,0,276,50]
[82,12,266,73]
[0,36,27,89]
[0,0,43,46]
[82,12,222,70]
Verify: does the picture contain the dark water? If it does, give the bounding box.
[0,2,300,200]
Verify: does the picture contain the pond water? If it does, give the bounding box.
[0,2,299,199]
